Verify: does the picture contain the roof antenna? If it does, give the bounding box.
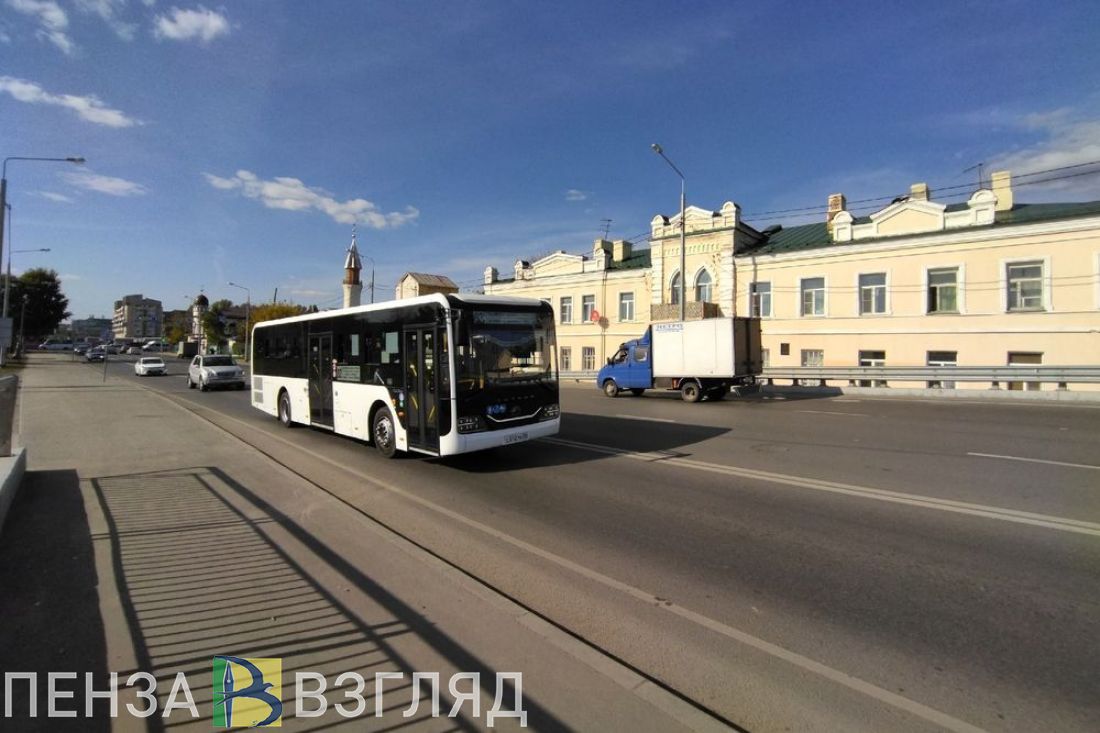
[963,162,985,190]
[600,218,612,239]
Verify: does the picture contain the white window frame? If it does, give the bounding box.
[560,346,571,372]
[581,294,596,322]
[618,291,635,322]
[800,276,827,317]
[856,271,889,316]
[559,296,573,324]
[923,264,966,315]
[800,348,824,367]
[749,281,772,318]
[1001,256,1051,313]
[582,346,596,371]
[693,267,713,303]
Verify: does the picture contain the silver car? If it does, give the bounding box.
[188,354,246,391]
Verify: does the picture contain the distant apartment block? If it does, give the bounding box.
[71,317,113,341]
[112,294,164,340]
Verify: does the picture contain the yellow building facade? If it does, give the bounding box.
[484,172,1100,389]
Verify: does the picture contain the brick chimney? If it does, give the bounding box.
[826,193,847,233]
[910,182,930,202]
[612,239,632,262]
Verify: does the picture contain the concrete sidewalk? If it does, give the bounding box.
[0,355,723,732]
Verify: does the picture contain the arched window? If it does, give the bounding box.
[695,269,713,303]
[669,271,682,305]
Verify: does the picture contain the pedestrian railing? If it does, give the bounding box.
[761,366,1100,390]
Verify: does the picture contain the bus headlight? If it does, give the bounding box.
[457,415,485,433]
[540,404,560,420]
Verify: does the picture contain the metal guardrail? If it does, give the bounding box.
[761,366,1100,385]
[0,374,17,455]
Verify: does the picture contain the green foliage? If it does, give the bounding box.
[11,268,70,339]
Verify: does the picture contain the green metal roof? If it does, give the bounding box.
[742,201,1100,257]
[608,249,652,270]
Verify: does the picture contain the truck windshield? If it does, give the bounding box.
[455,308,556,391]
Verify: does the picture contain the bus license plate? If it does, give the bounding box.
[504,432,529,445]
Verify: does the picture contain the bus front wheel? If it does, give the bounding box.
[373,409,397,458]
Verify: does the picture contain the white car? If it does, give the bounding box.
[188,354,246,391]
[134,357,167,376]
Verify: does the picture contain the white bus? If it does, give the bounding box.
[250,293,560,457]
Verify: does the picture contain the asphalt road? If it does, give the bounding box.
[89,354,1100,732]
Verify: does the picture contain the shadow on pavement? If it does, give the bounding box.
[90,466,567,731]
[0,470,110,731]
[440,412,730,473]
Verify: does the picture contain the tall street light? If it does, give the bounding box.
[1,156,84,363]
[1,204,51,361]
[227,281,251,360]
[651,143,686,322]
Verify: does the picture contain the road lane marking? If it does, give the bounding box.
[794,409,868,417]
[967,452,1100,471]
[615,414,677,423]
[163,395,987,733]
[543,437,1100,537]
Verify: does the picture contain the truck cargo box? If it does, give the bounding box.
[651,318,761,378]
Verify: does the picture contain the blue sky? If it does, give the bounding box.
[3,0,1100,320]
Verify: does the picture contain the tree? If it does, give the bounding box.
[10,268,70,340]
[249,302,307,330]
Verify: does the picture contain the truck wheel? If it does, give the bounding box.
[602,380,620,398]
[680,381,701,403]
[630,388,645,397]
[373,409,398,458]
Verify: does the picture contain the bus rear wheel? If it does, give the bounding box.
[373,409,397,458]
[278,391,293,428]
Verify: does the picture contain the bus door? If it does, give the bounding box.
[403,326,439,452]
[309,333,334,427]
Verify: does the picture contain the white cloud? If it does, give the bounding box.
[0,76,140,127]
[64,171,147,196]
[153,5,229,44]
[38,191,74,203]
[75,0,137,41]
[991,114,1100,197]
[565,189,587,202]
[6,0,75,54]
[204,170,420,229]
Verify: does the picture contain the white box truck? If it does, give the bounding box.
[596,318,762,402]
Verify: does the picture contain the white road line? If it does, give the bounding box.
[967,452,1100,471]
[543,437,1100,537]
[615,414,677,423]
[172,398,987,732]
[794,409,868,417]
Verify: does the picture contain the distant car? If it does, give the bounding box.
[74,344,90,355]
[39,341,72,351]
[103,344,121,355]
[85,348,106,362]
[126,346,143,355]
[188,354,246,391]
[134,357,167,376]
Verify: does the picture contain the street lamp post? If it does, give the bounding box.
[227,282,251,360]
[2,204,51,355]
[1,155,84,365]
[651,143,687,322]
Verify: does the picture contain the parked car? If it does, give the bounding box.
[188,354,246,391]
[74,344,90,355]
[103,344,121,355]
[126,346,143,355]
[85,348,106,362]
[38,340,72,351]
[134,357,167,376]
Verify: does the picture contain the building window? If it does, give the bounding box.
[761,348,770,368]
[618,292,635,322]
[695,270,713,303]
[927,350,957,389]
[560,296,573,324]
[669,272,682,305]
[582,346,596,371]
[1007,351,1042,391]
[560,347,571,372]
[928,268,958,313]
[858,350,886,387]
[1007,261,1044,311]
[800,277,825,316]
[582,295,595,322]
[859,273,886,315]
[750,282,771,317]
[801,349,823,367]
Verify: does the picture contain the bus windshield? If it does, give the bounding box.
[456,308,556,389]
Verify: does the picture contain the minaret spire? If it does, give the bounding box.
[342,225,363,308]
